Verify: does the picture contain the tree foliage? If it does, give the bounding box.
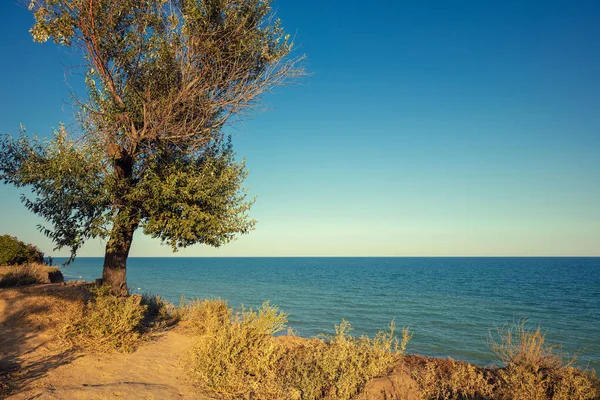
[0,234,44,266]
[0,0,303,276]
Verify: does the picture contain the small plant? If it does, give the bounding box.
[490,321,599,400]
[60,285,147,352]
[411,322,599,400]
[414,358,494,400]
[187,301,287,399]
[176,297,232,335]
[490,320,565,371]
[549,367,600,400]
[279,320,405,400]
[140,293,174,322]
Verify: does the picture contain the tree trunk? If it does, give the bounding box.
[102,149,137,295]
[102,210,138,295]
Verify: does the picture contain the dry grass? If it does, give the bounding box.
[278,320,407,400]
[1,284,88,331]
[414,358,495,400]
[490,320,565,371]
[184,299,410,400]
[186,301,288,399]
[59,285,148,353]
[491,322,599,400]
[413,322,599,400]
[0,263,57,288]
[175,297,232,335]
[548,367,600,400]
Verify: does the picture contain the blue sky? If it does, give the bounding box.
[1,0,599,257]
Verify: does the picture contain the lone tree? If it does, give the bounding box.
[0,0,303,293]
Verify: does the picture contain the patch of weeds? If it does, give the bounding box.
[279,320,406,400]
[491,322,599,400]
[60,285,147,352]
[0,265,43,288]
[413,358,494,400]
[184,299,410,400]
[175,297,231,335]
[140,293,176,328]
[186,301,287,399]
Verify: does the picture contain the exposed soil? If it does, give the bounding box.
[0,284,210,399]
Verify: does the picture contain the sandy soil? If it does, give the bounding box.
[0,285,211,400]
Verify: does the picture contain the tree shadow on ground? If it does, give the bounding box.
[0,284,89,397]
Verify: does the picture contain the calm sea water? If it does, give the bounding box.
[56,257,600,371]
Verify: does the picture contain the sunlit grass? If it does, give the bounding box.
[183,300,409,399]
[413,321,599,400]
[0,263,58,288]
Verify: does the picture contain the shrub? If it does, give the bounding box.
[187,301,287,399]
[412,322,599,400]
[140,293,175,326]
[0,235,44,266]
[495,360,599,400]
[490,321,564,371]
[176,297,232,335]
[549,367,600,400]
[278,320,406,400]
[491,321,599,400]
[185,300,410,400]
[414,358,494,400]
[60,285,147,352]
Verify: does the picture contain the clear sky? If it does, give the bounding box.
[1,0,599,257]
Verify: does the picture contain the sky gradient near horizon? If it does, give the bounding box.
[0,0,599,257]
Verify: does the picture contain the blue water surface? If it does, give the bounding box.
[56,257,600,371]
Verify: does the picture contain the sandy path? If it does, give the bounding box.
[9,332,210,399]
[0,287,212,399]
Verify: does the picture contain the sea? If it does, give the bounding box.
[56,257,600,372]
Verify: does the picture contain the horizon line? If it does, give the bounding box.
[52,255,600,258]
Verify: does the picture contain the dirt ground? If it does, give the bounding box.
[0,284,212,399]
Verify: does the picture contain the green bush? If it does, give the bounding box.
[0,235,44,266]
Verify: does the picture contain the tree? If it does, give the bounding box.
[0,234,45,266]
[0,0,303,293]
